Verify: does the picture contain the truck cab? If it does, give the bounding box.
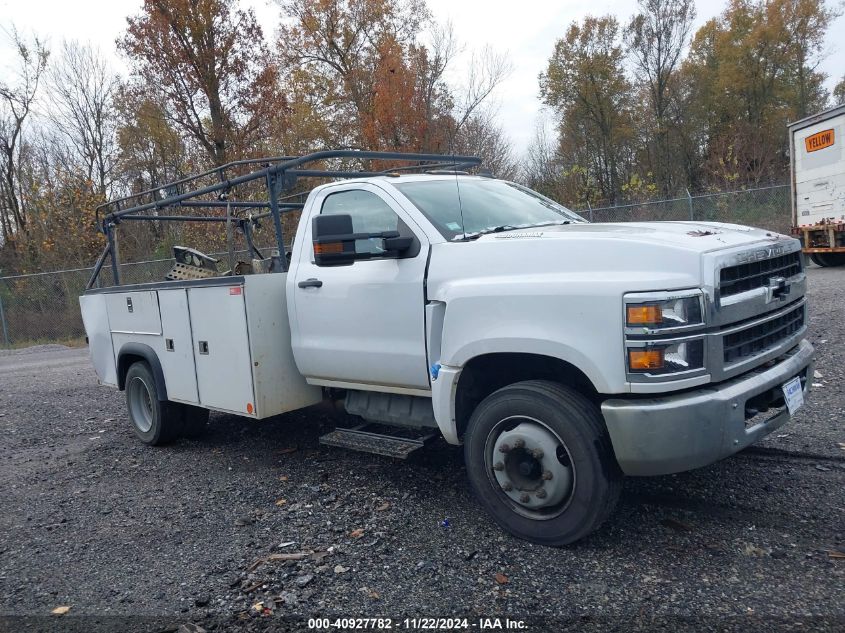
[80,151,814,546]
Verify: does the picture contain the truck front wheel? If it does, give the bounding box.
[464,380,622,546]
[125,361,182,446]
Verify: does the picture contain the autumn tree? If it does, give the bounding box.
[683,0,837,186]
[277,1,508,154]
[540,16,636,203]
[119,0,285,166]
[625,0,696,195]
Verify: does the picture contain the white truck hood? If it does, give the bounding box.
[476,221,786,253]
[427,221,798,303]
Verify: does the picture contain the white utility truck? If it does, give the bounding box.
[789,103,845,266]
[80,151,814,545]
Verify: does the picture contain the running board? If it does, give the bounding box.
[319,425,435,459]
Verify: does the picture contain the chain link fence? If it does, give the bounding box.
[577,184,791,234]
[0,249,260,348]
[0,183,793,348]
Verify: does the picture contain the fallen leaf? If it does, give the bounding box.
[279,475,289,482]
[251,601,264,612]
[51,606,71,615]
[368,590,380,599]
[278,541,295,548]
[278,447,297,455]
[275,499,287,506]
[813,370,823,379]
[350,528,365,538]
[494,573,509,585]
[334,565,349,574]
[828,550,845,559]
[376,502,390,512]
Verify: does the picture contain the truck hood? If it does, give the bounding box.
[427,221,799,301]
[475,221,786,253]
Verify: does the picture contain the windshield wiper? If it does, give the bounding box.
[454,220,571,241]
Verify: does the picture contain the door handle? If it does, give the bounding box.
[298,278,323,288]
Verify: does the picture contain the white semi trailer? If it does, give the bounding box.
[79,151,814,546]
[789,103,845,266]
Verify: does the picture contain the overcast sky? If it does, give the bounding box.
[2,0,844,156]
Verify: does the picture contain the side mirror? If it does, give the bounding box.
[312,213,412,266]
[312,214,357,266]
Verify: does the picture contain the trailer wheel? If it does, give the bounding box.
[180,405,209,439]
[125,361,182,446]
[811,253,845,267]
[464,380,621,546]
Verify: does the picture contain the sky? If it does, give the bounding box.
[1,0,844,156]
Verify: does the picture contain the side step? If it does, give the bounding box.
[319,425,435,459]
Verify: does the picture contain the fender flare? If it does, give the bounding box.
[116,342,169,401]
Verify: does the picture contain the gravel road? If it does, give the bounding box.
[1,267,843,633]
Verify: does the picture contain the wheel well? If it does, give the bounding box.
[454,353,597,439]
[115,343,168,400]
[117,353,146,390]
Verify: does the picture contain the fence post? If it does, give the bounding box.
[686,188,694,221]
[587,201,593,222]
[0,292,9,347]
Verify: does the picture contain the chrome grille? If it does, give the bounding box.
[722,304,805,364]
[719,252,802,297]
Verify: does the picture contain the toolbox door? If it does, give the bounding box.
[187,284,256,415]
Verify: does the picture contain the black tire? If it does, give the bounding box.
[180,405,210,439]
[464,380,622,546]
[811,252,845,267]
[124,361,182,446]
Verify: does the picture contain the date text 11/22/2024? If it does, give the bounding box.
[307,618,528,630]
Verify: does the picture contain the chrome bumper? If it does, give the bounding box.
[601,339,814,476]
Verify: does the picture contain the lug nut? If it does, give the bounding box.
[536,489,547,499]
[493,461,504,471]
[502,482,513,492]
[519,493,530,503]
[498,443,511,453]
[542,470,553,481]
[531,448,544,459]
[513,439,525,449]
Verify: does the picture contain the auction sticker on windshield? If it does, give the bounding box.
[782,376,804,415]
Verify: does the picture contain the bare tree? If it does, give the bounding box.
[452,110,517,179]
[0,28,49,243]
[47,41,119,196]
[451,45,512,137]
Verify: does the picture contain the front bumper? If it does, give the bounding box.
[601,339,814,476]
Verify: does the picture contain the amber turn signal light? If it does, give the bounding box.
[626,305,663,326]
[628,349,664,371]
[313,241,343,255]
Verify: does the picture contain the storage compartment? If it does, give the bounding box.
[158,289,199,404]
[105,291,161,335]
[188,284,256,416]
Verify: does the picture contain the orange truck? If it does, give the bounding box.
[789,104,845,267]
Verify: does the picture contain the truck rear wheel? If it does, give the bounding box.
[810,253,845,267]
[125,361,182,446]
[464,380,622,546]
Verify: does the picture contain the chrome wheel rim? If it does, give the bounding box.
[484,415,575,520]
[128,376,154,433]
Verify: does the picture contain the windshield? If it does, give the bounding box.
[393,179,585,240]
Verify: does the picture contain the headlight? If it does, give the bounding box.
[626,295,703,330]
[627,339,705,374]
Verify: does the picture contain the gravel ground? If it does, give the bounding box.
[1,266,843,633]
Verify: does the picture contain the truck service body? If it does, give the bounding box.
[80,152,814,545]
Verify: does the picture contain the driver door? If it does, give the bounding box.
[290,184,431,391]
